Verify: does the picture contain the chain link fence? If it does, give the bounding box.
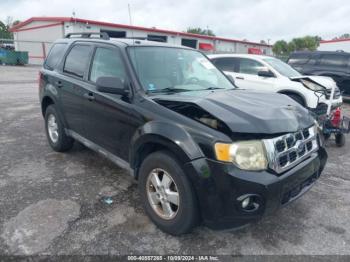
[0,38,53,65]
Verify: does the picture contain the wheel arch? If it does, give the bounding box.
[130,122,205,179]
[277,89,309,107]
[41,95,55,117]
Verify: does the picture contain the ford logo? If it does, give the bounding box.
[297,142,304,152]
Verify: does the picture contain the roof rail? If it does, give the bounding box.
[65,32,110,40]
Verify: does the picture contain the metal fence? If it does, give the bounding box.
[0,38,53,65]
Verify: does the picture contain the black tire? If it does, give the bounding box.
[138,150,199,235]
[335,133,346,147]
[323,133,331,140]
[44,104,74,152]
[286,93,305,107]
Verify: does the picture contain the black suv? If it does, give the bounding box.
[288,51,350,97]
[39,33,327,235]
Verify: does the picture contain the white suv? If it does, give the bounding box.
[209,54,342,115]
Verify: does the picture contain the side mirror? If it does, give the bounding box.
[227,75,235,85]
[96,76,129,96]
[258,70,275,78]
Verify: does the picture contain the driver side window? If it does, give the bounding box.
[238,58,264,75]
[89,47,127,83]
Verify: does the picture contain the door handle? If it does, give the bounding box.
[83,92,95,101]
[55,80,63,88]
[236,76,244,80]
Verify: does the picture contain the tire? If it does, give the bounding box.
[44,104,74,152]
[335,133,346,147]
[138,150,199,235]
[323,133,331,140]
[286,93,305,107]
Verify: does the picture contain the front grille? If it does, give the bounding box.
[264,126,319,174]
[325,88,341,99]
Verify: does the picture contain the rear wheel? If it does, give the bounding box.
[138,151,199,235]
[335,133,345,147]
[45,105,74,152]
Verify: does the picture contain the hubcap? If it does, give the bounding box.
[146,168,180,220]
[47,114,59,143]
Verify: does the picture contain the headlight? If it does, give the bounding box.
[300,79,325,91]
[214,140,268,171]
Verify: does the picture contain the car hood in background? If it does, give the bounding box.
[291,75,337,90]
[153,89,314,134]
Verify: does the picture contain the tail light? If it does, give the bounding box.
[331,107,342,127]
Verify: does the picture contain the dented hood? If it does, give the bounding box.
[153,89,314,134]
[291,75,337,90]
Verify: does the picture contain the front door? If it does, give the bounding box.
[234,57,276,91]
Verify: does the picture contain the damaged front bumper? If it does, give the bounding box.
[184,147,328,230]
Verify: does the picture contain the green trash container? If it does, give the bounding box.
[0,49,29,65]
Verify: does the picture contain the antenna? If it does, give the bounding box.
[128,3,135,43]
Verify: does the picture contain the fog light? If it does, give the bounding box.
[241,197,250,209]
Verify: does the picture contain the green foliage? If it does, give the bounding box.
[273,36,321,55]
[272,40,288,56]
[333,33,350,40]
[187,27,216,36]
[0,20,13,39]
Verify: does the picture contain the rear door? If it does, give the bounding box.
[234,57,276,90]
[57,43,93,137]
[82,44,142,161]
[212,57,239,82]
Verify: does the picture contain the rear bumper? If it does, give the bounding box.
[184,147,327,229]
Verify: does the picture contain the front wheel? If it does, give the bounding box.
[138,151,199,235]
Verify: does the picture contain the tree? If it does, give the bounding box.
[0,16,19,39]
[272,36,321,55]
[186,27,216,36]
[272,40,288,55]
[0,20,12,39]
[333,33,350,40]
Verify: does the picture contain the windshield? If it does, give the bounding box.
[263,57,302,78]
[128,46,235,93]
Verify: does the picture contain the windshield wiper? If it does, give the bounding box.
[147,87,192,94]
[198,87,228,91]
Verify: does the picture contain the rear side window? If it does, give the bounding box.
[212,58,237,72]
[319,54,349,67]
[288,53,310,65]
[44,43,67,70]
[64,45,92,78]
[89,47,127,83]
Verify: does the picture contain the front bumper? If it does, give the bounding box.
[184,147,327,229]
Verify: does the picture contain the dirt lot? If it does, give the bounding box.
[0,65,350,256]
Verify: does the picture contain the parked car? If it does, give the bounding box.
[209,54,343,116]
[287,51,350,97]
[39,33,327,235]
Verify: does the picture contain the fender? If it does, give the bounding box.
[40,83,69,128]
[277,89,311,108]
[129,121,205,170]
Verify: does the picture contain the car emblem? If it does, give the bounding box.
[296,141,304,152]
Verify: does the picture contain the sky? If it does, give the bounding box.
[1,0,349,43]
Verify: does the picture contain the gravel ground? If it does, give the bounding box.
[0,65,349,256]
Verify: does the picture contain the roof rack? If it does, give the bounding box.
[65,32,110,40]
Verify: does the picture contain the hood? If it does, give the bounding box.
[153,89,314,134]
[291,75,337,90]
